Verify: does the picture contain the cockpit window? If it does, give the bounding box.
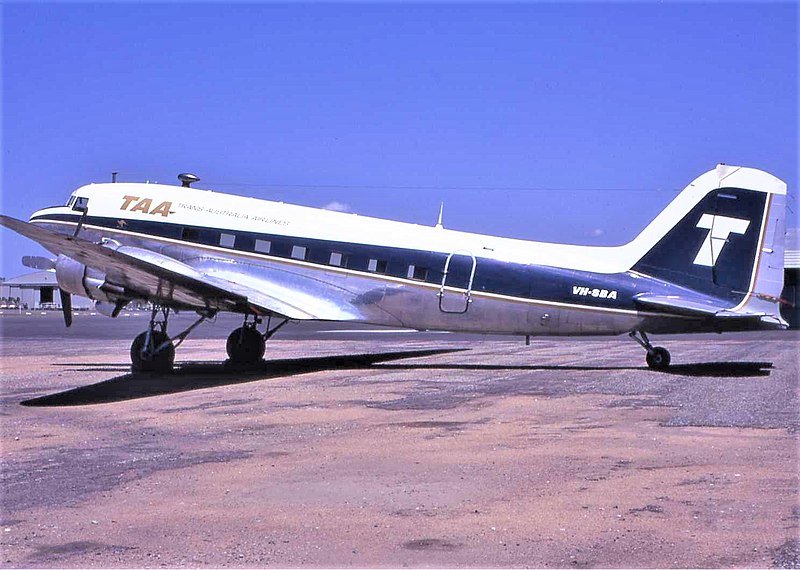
[66,196,76,207]
[72,196,89,212]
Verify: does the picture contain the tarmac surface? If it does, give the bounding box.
[1,312,798,568]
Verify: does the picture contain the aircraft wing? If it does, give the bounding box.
[0,215,321,320]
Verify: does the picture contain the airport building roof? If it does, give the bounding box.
[2,270,58,286]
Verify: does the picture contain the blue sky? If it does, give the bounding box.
[2,2,797,277]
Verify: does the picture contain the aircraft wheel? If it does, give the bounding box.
[646,346,671,369]
[226,327,266,364]
[131,331,175,373]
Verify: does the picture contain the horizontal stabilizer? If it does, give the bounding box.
[634,293,757,318]
[635,293,788,330]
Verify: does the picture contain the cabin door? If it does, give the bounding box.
[438,251,477,314]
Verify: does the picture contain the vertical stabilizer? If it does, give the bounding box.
[631,165,787,313]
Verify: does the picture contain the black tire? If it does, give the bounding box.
[646,346,671,369]
[226,327,266,364]
[131,331,175,373]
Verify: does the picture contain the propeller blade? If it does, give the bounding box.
[95,300,129,318]
[22,255,56,271]
[59,289,73,328]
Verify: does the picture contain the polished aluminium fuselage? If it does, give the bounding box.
[28,178,774,337]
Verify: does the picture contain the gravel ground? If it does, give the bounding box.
[0,325,798,568]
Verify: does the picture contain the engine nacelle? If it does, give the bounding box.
[55,255,125,303]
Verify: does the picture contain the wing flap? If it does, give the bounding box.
[199,266,363,322]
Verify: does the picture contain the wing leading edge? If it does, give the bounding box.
[0,215,321,320]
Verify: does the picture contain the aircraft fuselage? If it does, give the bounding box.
[26,173,781,337]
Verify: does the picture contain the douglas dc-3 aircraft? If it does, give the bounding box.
[0,164,788,372]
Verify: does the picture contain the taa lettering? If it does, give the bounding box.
[120,195,173,217]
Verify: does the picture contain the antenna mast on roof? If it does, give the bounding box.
[178,173,200,188]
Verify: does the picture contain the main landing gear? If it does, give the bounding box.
[129,307,289,373]
[226,314,289,366]
[629,330,671,370]
[131,305,176,373]
[130,305,211,373]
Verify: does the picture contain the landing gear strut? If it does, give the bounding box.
[226,314,289,366]
[131,305,175,373]
[629,330,671,370]
[130,305,213,373]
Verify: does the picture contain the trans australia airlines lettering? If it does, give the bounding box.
[572,286,618,300]
[120,195,173,217]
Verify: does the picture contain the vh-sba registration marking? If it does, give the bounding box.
[572,287,618,300]
[0,163,788,372]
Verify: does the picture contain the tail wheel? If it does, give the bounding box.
[131,331,175,373]
[226,327,266,364]
[646,346,671,369]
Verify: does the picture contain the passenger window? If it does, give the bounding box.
[329,252,346,267]
[181,228,200,242]
[219,233,235,248]
[254,239,271,254]
[368,259,388,273]
[408,265,428,281]
[291,245,308,260]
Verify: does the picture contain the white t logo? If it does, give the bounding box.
[692,213,750,267]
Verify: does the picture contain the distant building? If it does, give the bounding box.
[0,270,93,310]
[782,228,800,329]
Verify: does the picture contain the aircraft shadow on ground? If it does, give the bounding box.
[23,349,466,407]
[373,362,773,377]
[23,352,774,407]
[659,362,774,378]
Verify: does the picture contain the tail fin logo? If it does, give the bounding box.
[692,213,750,267]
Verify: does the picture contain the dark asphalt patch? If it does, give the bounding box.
[629,504,665,515]
[2,444,252,513]
[403,538,461,552]
[24,541,138,565]
[392,421,470,429]
[772,539,800,569]
[162,398,262,414]
[347,356,797,432]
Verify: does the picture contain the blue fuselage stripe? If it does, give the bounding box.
[30,212,699,312]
